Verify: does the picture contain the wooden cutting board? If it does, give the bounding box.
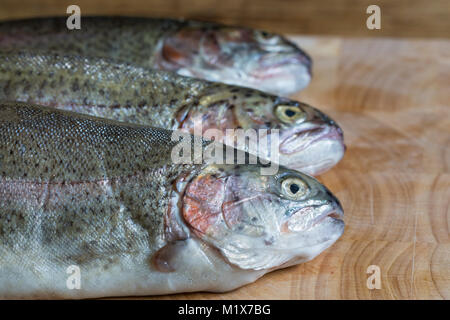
[148,36,449,300]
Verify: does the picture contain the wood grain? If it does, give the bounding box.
[0,0,449,38]
[142,36,448,300]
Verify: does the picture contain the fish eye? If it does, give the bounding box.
[255,30,280,45]
[275,105,306,123]
[281,177,309,200]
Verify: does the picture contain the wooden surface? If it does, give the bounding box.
[0,0,449,38]
[146,36,448,300]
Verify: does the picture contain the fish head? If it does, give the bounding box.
[177,90,345,175]
[181,164,344,270]
[264,99,346,176]
[159,24,311,95]
[237,96,345,175]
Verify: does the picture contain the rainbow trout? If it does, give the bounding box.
[0,16,312,96]
[0,51,344,176]
[0,102,344,298]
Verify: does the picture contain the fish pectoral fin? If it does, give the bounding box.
[151,241,188,273]
[220,243,289,271]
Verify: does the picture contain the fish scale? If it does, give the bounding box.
[0,17,178,67]
[0,102,205,298]
[0,51,213,128]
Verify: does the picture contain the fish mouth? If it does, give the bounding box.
[275,203,344,271]
[279,124,344,155]
[285,201,344,233]
[254,52,312,77]
[310,205,344,229]
[275,209,344,270]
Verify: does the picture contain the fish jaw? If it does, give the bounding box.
[274,217,345,270]
[252,62,311,96]
[244,52,312,96]
[277,124,346,175]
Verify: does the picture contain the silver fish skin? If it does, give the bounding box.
[0,102,344,299]
[0,16,312,96]
[0,51,345,176]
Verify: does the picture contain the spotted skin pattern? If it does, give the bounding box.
[0,102,344,298]
[0,51,344,175]
[0,16,312,95]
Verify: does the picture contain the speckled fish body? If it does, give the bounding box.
[0,16,312,96]
[0,102,344,299]
[0,51,344,175]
